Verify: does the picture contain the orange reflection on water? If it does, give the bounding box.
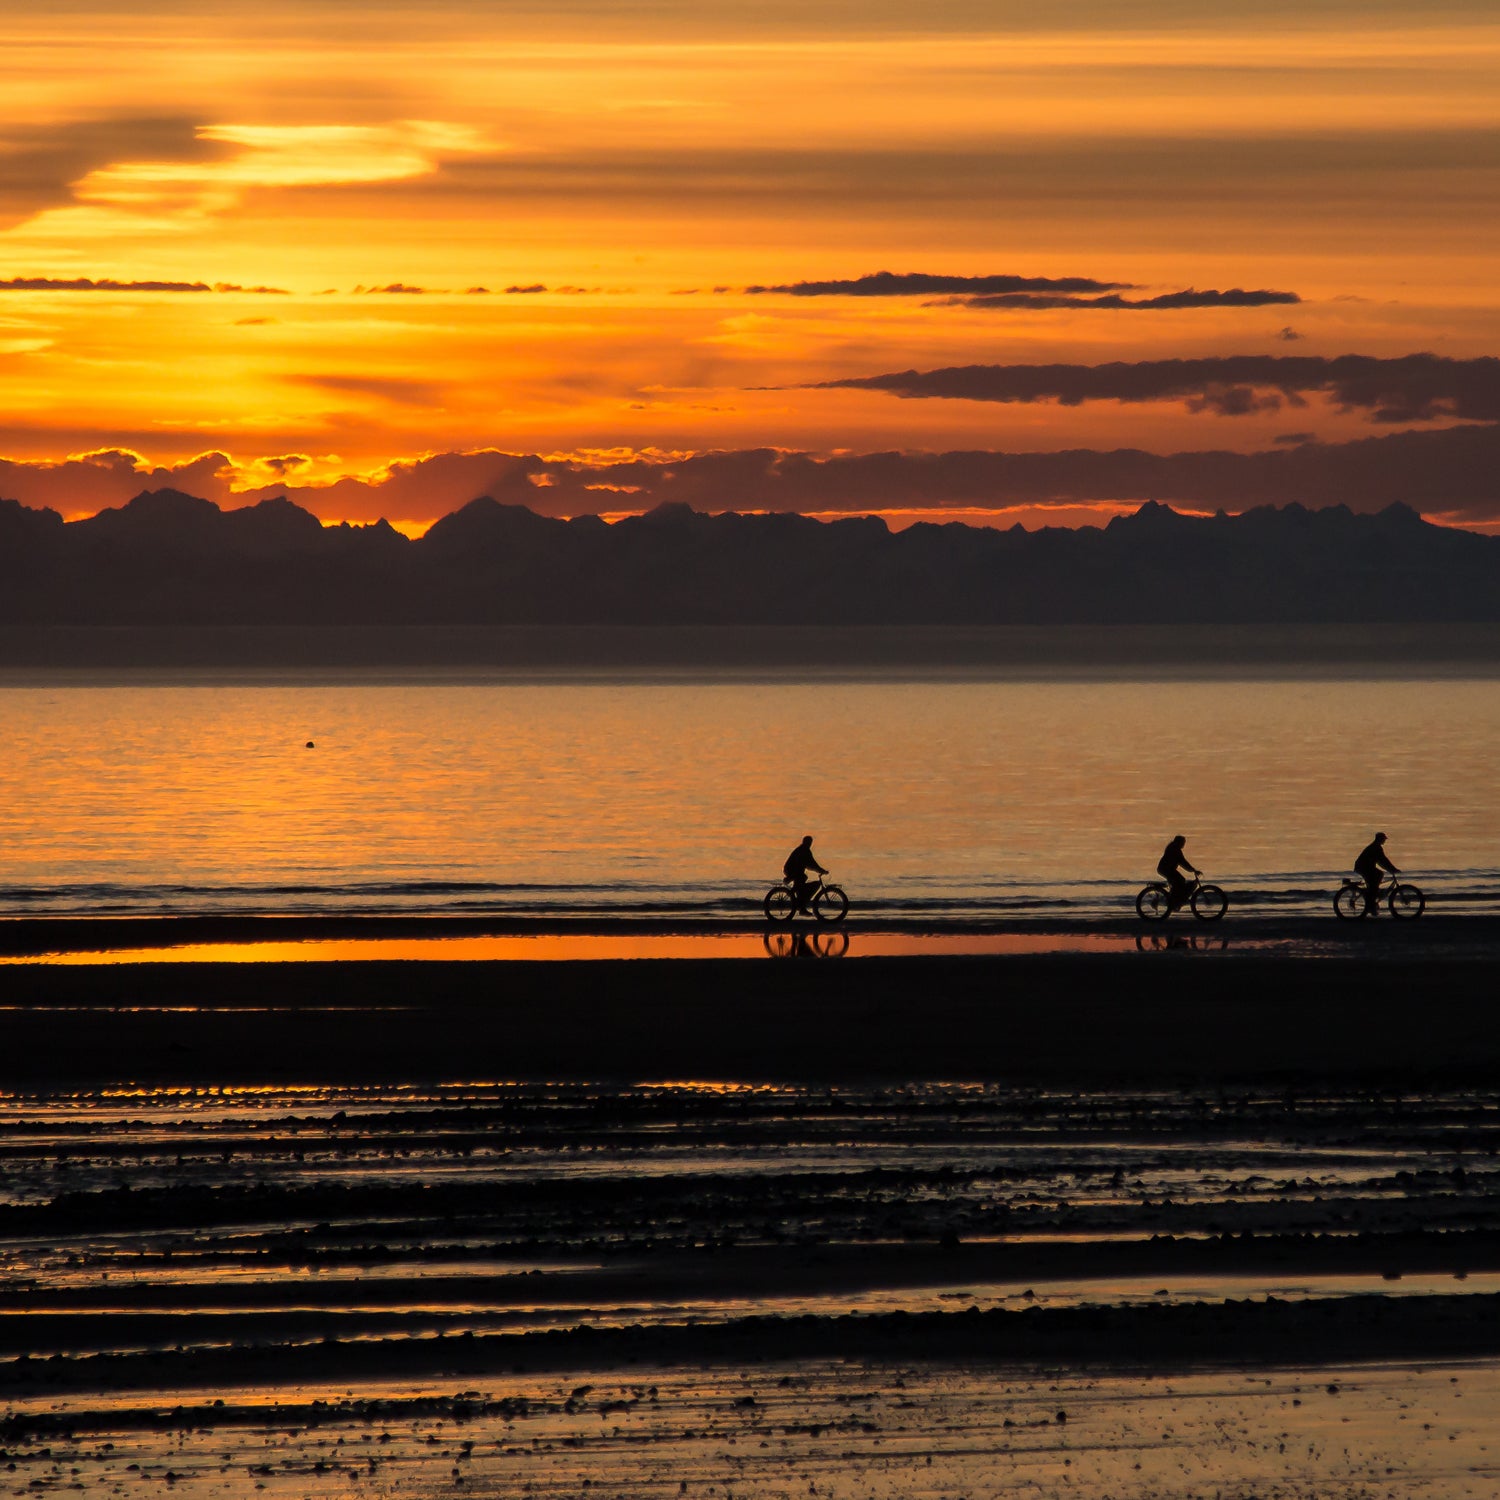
[0,930,1147,965]
[4,934,751,965]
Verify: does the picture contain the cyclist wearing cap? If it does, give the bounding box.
[1354,832,1399,916]
[783,835,828,915]
[1157,835,1200,911]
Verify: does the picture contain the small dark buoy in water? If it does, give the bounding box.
[305,741,315,749]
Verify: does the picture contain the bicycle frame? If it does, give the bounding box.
[1335,867,1424,920]
[1137,870,1227,922]
[765,872,849,925]
[1342,870,1398,903]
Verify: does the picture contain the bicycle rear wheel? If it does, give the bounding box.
[764,886,796,923]
[812,885,849,924]
[1190,884,1228,921]
[1389,883,1425,919]
[1136,885,1171,921]
[1333,884,1366,920]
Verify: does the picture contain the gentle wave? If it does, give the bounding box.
[2,869,1498,919]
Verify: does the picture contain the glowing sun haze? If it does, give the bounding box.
[2,0,1498,528]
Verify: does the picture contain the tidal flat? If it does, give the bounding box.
[5,1360,1500,1500]
[4,942,1500,1496]
[4,1074,1500,1494]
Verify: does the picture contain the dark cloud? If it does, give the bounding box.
[819,354,1500,424]
[343,282,593,296]
[3,426,1499,526]
[1278,326,1302,341]
[1121,288,1299,310]
[258,454,314,475]
[0,277,207,292]
[507,426,1498,524]
[939,287,1300,311]
[746,271,1129,296]
[338,427,1500,525]
[0,277,289,293]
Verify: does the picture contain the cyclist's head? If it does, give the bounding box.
[1171,834,1186,846]
[1374,831,1387,843]
[801,835,813,846]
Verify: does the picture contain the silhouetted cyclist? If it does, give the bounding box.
[1354,832,1399,916]
[1158,835,1200,911]
[784,835,828,915]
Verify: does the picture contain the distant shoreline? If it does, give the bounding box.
[3,622,1500,674]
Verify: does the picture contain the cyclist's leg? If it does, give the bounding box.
[1362,872,1380,914]
[1167,874,1189,910]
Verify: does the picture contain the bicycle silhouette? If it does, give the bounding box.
[1136,871,1228,922]
[1334,870,1425,920]
[764,873,849,924]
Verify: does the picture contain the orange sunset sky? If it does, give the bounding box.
[2,1,1499,530]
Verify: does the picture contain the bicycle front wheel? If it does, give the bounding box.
[1333,884,1366,920]
[764,886,796,923]
[1389,883,1425,920]
[812,886,849,924]
[1136,885,1171,921]
[1190,884,1228,922]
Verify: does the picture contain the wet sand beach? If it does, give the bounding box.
[0,920,1498,1085]
[2,934,1498,1495]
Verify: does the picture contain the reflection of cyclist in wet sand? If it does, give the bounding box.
[1158,835,1200,911]
[1354,832,1399,916]
[784,835,828,915]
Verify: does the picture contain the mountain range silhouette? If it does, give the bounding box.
[1,489,1496,628]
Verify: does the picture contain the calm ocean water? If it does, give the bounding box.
[0,669,1497,919]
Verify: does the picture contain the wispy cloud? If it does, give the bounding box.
[292,373,448,407]
[6,121,491,241]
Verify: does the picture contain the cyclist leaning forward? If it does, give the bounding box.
[784,835,828,915]
[1158,834,1200,911]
